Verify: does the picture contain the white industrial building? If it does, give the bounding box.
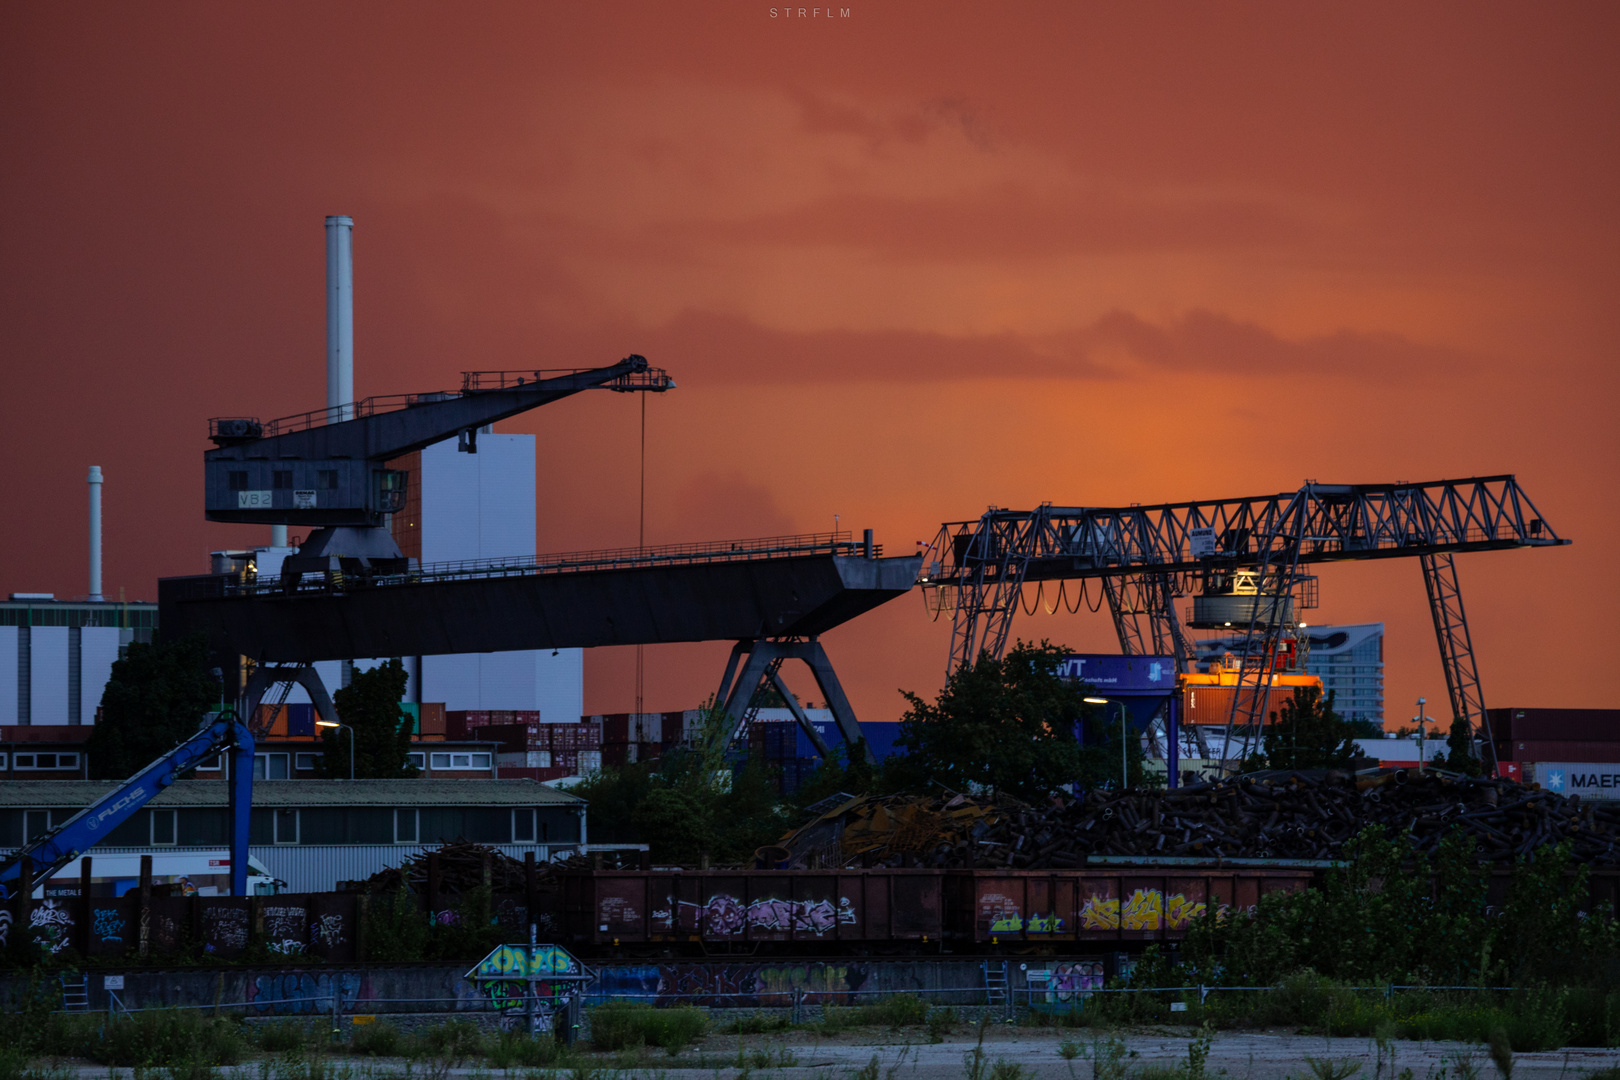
[0,596,157,726]
[260,433,584,721]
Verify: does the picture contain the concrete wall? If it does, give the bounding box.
[0,957,1100,1017]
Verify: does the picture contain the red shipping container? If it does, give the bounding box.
[602,714,631,743]
[481,724,548,753]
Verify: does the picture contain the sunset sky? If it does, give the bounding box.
[2,3,1616,728]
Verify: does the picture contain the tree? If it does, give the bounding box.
[88,633,221,779]
[316,659,418,779]
[1444,715,1484,777]
[1252,687,1367,771]
[886,640,1093,801]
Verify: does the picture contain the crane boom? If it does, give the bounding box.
[0,710,256,898]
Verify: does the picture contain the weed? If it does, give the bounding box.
[986,1063,1026,1080]
[1057,1040,1082,1062]
[588,1002,707,1054]
[418,1020,485,1067]
[95,1010,247,1069]
[258,1022,318,1054]
[927,1007,958,1042]
[1185,1028,1213,1080]
[348,1022,402,1059]
[1487,1028,1513,1080]
[725,1014,793,1035]
[1303,1058,1361,1080]
[850,1055,881,1080]
[1085,1038,1130,1080]
[486,1030,563,1070]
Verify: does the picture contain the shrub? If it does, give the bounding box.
[94,1011,246,1068]
[588,1002,707,1053]
[416,1019,486,1064]
[347,1021,402,1058]
[256,1021,317,1053]
[486,1029,566,1069]
[869,993,929,1030]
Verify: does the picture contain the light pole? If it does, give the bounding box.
[1413,697,1435,772]
[316,720,354,780]
[1085,697,1131,790]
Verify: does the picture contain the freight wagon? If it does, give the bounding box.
[557,866,1315,955]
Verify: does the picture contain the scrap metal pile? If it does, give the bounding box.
[357,840,544,893]
[782,771,1620,869]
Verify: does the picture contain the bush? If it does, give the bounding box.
[486,1029,566,1069]
[347,1020,402,1058]
[94,1011,246,1068]
[416,1019,486,1064]
[588,1002,708,1053]
[255,1021,317,1053]
[868,993,929,1030]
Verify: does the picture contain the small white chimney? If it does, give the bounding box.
[325,215,355,422]
[87,465,103,601]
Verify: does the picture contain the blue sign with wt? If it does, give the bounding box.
[1060,655,1176,693]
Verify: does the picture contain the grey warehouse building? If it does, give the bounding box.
[1,778,586,894]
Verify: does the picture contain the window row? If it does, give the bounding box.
[0,805,576,848]
[0,752,80,771]
[195,751,492,779]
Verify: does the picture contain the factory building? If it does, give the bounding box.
[0,595,157,727]
[1,778,586,894]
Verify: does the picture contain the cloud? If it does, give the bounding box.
[626,307,1469,385]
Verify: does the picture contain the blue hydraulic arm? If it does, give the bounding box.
[0,709,256,899]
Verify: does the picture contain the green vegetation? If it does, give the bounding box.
[87,633,220,780]
[587,1001,708,1053]
[1247,686,1369,771]
[885,641,1118,800]
[572,704,792,864]
[1445,714,1485,776]
[317,658,418,779]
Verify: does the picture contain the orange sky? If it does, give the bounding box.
[2,2,1616,727]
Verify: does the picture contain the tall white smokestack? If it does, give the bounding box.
[326,215,355,422]
[87,465,103,601]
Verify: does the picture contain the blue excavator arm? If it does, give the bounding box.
[0,710,256,899]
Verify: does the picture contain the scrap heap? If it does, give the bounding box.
[780,771,1620,869]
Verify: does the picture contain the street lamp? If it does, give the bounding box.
[1085,696,1131,790]
[316,720,354,780]
[1413,697,1436,772]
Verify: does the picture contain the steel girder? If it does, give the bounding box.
[921,476,1568,768]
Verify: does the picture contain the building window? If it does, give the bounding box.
[0,754,6,769]
[293,753,324,771]
[25,810,50,840]
[274,809,298,844]
[151,809,177,845]
[512,808,535,843]
[14,753,78,770]
[318,470,338,490]
[407,752,426,769]
[228,471,249,491]
[428,752,491,770]
[193,754,224,772]
[273,471,293,490]
[254,753,289,780]
[396,808,418,844]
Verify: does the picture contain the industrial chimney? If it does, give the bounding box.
[87,465,103,601]
[326,215,355,422]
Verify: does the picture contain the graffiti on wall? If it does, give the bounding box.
[201,906,249,954]
[247,971,365,1015]
[30,901,73,954]
[1077,889,1218,932]
[0,909,11,948]
[658,895,857,936]
[1031,960,1106,1003]
[93,908,126,947]
[592,961,869,1007]
[262,905,306,955]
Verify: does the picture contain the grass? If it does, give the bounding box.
[588,1002,709,1054]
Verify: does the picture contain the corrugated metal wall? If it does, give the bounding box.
[251,843,573,892]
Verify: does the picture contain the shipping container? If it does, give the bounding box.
[419,702,446,738]
[1489,708,1620,745]
[481,723,548,753]
[1509,740,1620,764]
[498,750,553,768]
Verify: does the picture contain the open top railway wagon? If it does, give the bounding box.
[557,867,1315,955]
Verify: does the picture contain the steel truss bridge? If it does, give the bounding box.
[919,476,1569,768]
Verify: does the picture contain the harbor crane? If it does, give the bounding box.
[920,476,1568,769]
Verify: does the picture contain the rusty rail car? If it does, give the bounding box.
[557,867,1314,954]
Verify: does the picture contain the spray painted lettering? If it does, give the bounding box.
[660,894,857,936]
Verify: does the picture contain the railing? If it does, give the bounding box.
[462,367,674,392]
[209,393,452,441]
[228,532,878,596]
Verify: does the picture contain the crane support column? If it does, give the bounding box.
[1421,552,1497,772]
[228,731,255,896]
[716,638,871,764]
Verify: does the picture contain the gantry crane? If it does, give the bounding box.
[919,477,1569,769]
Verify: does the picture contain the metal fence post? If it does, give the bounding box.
[330,992,341,1044]
[792,987,803,1026]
